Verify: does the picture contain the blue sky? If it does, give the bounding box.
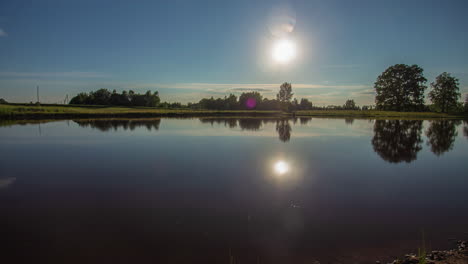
[0,0,467,105]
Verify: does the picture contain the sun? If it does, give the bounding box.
[272,39,296,63]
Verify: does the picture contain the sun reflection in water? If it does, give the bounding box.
[274,160,289,175]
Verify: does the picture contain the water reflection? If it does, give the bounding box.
[464,121,468,139]
[299,117,312,125]
[345,118,354,125]
[199,118,294,142]
[425,120,461,156]
[276,119,291,142]
[73,119,161,131]
[199,118,237,128]
[371,120,423,163]
[238,119,262,131]
[273,160,289,175]
[0,177,16,189]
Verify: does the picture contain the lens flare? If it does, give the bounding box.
[267,4,296,38]
[246,98,257,109]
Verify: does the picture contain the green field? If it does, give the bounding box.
[0,103,464,119]
[0,104,285,119]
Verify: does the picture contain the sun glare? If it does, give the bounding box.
[274,160,289,175]
[272,39,296,63]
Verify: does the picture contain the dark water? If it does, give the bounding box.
[1,118,467,264]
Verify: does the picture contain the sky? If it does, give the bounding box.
[0,0,467,106]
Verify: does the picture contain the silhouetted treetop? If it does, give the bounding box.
[70,89,160,107]
[375,64,427,111]
[429,72,461,113]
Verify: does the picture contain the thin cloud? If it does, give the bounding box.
[230,88,272,92]
[0,71,111,78]
[320,64,362,69]
[0,28,7,37]
[127,82,370,90]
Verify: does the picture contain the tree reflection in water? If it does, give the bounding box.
[276,119,292,142]
[426,120,461,156]
[199,118,296,142]
[299,117,312,125]
[464,121,468,139]
[371,120,423,163]
[74,119,161,132]
[345,118,354,125]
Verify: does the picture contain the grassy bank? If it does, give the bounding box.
[0,104,285,119]
[0,103,465,119]
[296,110,465,119]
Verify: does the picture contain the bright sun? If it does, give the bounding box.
[274,160,289,175]
[272,39,296,63]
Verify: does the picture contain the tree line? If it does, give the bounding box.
[69,89,160,107]
[375,64,466,113]
[67,64,468,113]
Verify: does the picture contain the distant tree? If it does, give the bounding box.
[69,92,90,105]
[375,64,427,111]
[224,94,238,110]
[362,105,369,110]
[0,98,7,104]
[372,120,423,163]
[91,88,112,105]
[426,120,461,156]
[343,99,357,110]
[257,98,281,110]
[70,89,159,107]
[428,72,461,113]
[277,82,293,103]
[299,98,313,110]
[291,98,299,111]
[239,92,263,109]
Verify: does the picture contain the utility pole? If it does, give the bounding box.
[36,86,40,103]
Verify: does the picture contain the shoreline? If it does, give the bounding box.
[385,241,468,264]
[1,104,466,120]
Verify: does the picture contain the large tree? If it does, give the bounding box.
[277,82,293,102]
[375,64,427,111]
[428,72,460,113]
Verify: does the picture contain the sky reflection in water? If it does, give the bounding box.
[0,118,467,264]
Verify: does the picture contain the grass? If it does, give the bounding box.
[296,109,465,118]
[0,103,465,119]
[0,104,285,119]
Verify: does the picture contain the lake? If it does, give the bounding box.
[1,117,467,264]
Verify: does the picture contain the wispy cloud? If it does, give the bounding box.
[320,64,362,69]
[229,88,272,92]
[0,71,111,78]
[126,82,370,91]
[0,28,7,37]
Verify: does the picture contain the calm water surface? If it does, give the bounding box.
[1,118,468,264]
